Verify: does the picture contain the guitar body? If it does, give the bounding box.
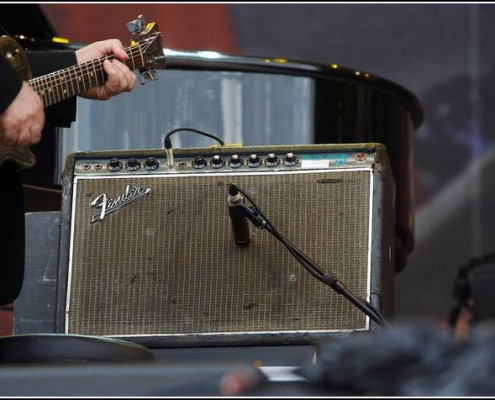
[0,16,166,169]
[0,35,37,168]
[0,35,32,81]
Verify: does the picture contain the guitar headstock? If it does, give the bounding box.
[127,15,167,83]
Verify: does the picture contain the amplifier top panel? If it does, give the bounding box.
[67,143,386,178]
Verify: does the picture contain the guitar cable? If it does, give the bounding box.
[163,127,225,168]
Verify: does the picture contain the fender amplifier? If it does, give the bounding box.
[56,143,395,347]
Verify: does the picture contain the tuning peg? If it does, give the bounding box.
[126,21,137,33]
[126,15,146,33]
[138,68,158,85]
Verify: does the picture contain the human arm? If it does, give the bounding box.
[0,39,136,147]
[0,56,45,147]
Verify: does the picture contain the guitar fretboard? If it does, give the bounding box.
[28,40,150,107]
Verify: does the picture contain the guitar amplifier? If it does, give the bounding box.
[56,143,395,348]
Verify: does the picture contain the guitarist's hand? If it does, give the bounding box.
[0,82,45,147]
[76,39,137,101]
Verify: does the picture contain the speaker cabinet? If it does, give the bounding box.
[56,143,395,347]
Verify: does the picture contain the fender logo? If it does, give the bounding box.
[90,184,151,223]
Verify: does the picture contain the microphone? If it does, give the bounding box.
[228,184,251,247]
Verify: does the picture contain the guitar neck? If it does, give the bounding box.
[28,43,147,108]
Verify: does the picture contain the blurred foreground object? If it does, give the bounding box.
[229,323,495,396]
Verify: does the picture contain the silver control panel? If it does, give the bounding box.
[73,149,375,176]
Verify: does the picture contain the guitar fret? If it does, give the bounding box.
[54,72,62,103]
[98,59,104,85]
[37,74,57,106]
[98,59,105,84]
[25,35,162,108]
[52,72,62,104]
[48,73,55,105]
[52,73,60,104]
[78,63,87,91]
[66,67,78,100]
[138,45,145,68]
[51,70,70,103]
[127,47,136,70]
[62,68,72,100]
[90,59,98,87]
[71,64,81,94]
[49,76,57,104]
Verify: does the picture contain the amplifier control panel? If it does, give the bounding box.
[73,148,376,176]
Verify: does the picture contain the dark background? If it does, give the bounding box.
[2,2,494,332]
[221,3,495,325]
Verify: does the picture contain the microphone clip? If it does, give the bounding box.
[227,184,266,247]
[227,185,266,229]
[231,201,266,230]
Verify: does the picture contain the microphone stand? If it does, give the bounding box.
[228,183,387,329]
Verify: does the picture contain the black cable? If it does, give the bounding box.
[230,183,387,328]
[163,127,225,150]
[162,127,225,169]
[268,222,386,327]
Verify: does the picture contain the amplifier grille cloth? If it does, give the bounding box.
[67,170,371,336]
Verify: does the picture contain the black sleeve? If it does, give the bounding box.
[0,55,23,114]
[26,50,78,127]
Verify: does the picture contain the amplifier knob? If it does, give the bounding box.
[107,158,123,172]
[125,157,141,171]
[247,154,262,168]
[265,153,280,167]
[283,152,299,167]
[192,156,207,169]
[144,157,160,171]
[210,154,225,169]
[228,154,244,168]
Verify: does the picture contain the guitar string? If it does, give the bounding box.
[31,40,150,106]
[29,37,156,107]
[29,37,154,87]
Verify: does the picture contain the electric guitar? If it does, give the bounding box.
[0,15,167,169]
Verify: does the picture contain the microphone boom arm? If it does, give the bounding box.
[227,183,387,328]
